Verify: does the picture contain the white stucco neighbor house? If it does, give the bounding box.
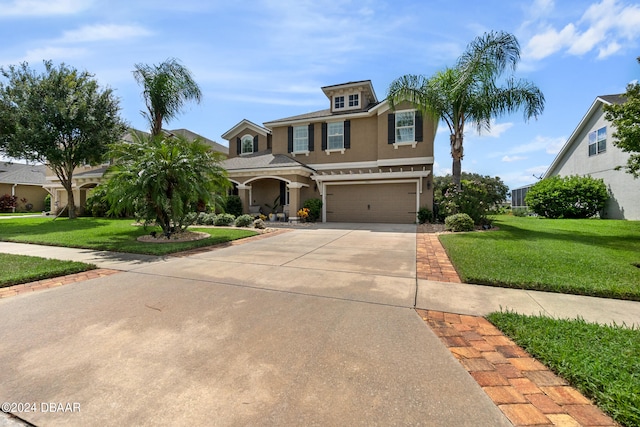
[544,94,640,220]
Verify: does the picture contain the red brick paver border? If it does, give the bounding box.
[416,309,618,427]
[416,232,461,282]
[0,269,120,299]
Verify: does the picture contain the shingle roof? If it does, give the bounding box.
[264,102,381,125]
[598,94,625,105]
[223,151,313,171]
[0,162,46,185]
[74,166,109,178]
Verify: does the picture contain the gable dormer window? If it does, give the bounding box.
[332,93,361,112]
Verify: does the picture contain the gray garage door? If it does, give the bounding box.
[325,182,417,223]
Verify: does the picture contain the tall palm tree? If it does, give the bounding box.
[133,58,202,137]
[387,31,545,189]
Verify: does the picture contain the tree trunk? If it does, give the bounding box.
[66,187,77,219]
[450,133,464,190]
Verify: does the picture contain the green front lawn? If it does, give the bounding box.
[0,253,95,288]
[489,311,640,427]
[439,216,640,300]
[0,217,258,256]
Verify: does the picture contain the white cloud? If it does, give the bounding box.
[0,0,90,16]
[433,161,451,177]
[18,46,88,63]
[479,121,513,138]
[490,135,566,158]
[502,155,527,162]
[58,24,152,43]
[523,0,640,61]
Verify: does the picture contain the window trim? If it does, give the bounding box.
[332,92,362,112]
[588,126,606,157]
[394,110,418,148]
[292,125,309,155]
[240,134,254,155]
[325,121,345,154]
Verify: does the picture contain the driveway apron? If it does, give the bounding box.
[0,224,510,426]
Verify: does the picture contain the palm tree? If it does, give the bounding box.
[104,132,229,236]
[387,31,545,189]
[133,58,202,137]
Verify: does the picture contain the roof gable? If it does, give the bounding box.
[222,119,271,140]
[544,94,623,177]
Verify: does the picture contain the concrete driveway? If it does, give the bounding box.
[0,224,510,426]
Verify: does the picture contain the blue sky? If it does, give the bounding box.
[1,0,639,190]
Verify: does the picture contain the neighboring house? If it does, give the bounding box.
[44,128,228,215]
[221,80,436,223]
[0,162,48,212]
[544,94,640,220]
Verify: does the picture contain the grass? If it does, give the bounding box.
[0,217,258,255]
[439,215,640,300]
[488,311,640,427]
[0,253,95,288]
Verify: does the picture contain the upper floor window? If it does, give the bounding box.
[328,122,344,149]
[334,96,345,109]
[241,135,254,154]
[395,111,415,143]
[293,126,308,152]
[588,127,606,156]
[348,94,359,107]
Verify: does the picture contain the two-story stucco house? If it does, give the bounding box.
[544,94,640,220]
[221,80,436,223]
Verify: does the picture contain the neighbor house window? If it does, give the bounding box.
[348,94,359,107]
[241,135,254,154]
[334,96,345,109]
[588,127,606,156]
[327,122,344,149]
[395,111,415,143]
[293,126,308,152]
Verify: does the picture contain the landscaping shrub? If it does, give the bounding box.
[225,195,243,217]
[202,213,217,225]
[417,206,433,224]
[434,174,508,225]
[194,211,208,225]
[44,194,51,212]
[525,175,608,218]
[214,213,235,226]
[234,214,254,227]
[0,194,18,212]
[303,198,322,222]
[84,186,110,217]
[511,207,530,217]
[444,213,474,232]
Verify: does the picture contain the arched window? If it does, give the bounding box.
[241,135,254,154]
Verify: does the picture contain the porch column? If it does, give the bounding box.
[287,182,304,223]
[237,184,251,214]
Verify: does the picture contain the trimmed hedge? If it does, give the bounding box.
[525,175,608,218]
[444,213,474,232]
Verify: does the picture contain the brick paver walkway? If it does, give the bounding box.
[416,231,461,282]
[0,269,120,299]
[417,309,618,427]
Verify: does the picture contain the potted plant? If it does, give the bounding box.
[264,195,280,222]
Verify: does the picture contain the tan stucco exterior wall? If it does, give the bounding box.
[0,184,47,211]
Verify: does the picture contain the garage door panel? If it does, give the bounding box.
[326,183,416,223]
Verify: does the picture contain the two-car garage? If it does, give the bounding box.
[324,181,419,224]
